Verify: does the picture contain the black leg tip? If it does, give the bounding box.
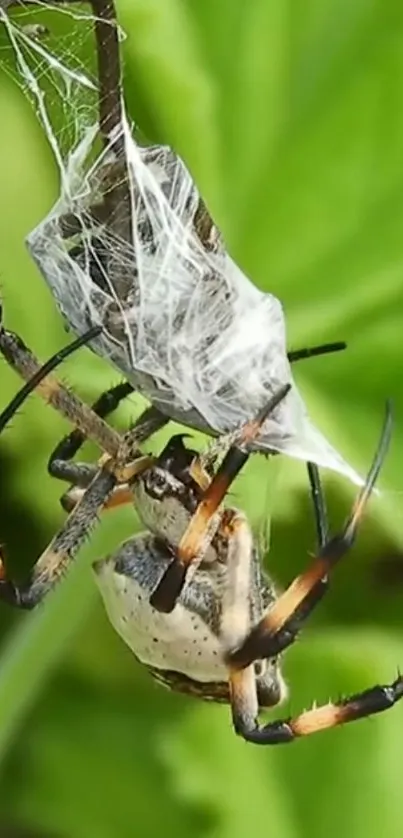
[0,579,31,609]
[321,531,355,563]
[240,720,295,745]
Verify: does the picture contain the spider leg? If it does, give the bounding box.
[220,511,260,728]
[228,666,403,744]
[217,511,285,733]
[227,402,392,670]
[48,381,135,488]
[0,464,117,609]
[288,341,346,363]
[290,341,344,550]
[0,326,102,430]
[219,510,255,650]
[150,384,291,614]
[0,308,121,457]
[61,482,134,514]
[0,308,164,512]
[48,378,167,511]
[307,461,329,549]
[220,404,400,744]
[0,329,157,609]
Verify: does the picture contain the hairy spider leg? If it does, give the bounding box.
[46,338,346,517]
[0,309,121,457]
[220,403,403,744]
[229,666,403,745]
[0,327,154,608]
[48,381,135,489]
[0,328,117,608]
[49,384,167,511]
[0,326,102,430]
[227,401,392,670]
[150,384,292,614]
[0,465,117,608]
[0,309,164,512]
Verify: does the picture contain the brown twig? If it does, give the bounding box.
[2,0,134,301]
[89,0,134,300]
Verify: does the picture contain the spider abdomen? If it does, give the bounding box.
[93,533,228,683]
[93,532,286,708]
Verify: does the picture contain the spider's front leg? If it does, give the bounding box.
[0,305,121,457]
[227,402,392,670]
[287,342,346,364]
[150,383,291,614]
[0,326,101,430]
[50,383,167,512]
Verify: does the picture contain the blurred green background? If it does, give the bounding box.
[0,1,403,836]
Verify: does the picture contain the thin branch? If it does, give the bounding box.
[2,0,134,301]
[89,0,134,301]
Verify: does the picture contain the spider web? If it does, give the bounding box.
[0,2,362,484]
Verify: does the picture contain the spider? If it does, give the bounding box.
[0,311,402,745]
[0,302,346,612]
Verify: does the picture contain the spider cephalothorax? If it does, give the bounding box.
[0,320,402,746]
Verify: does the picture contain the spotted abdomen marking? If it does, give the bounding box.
[94,532,286,708]
[93,533,228,683]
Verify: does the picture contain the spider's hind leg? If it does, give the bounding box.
[230,669,403,745]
